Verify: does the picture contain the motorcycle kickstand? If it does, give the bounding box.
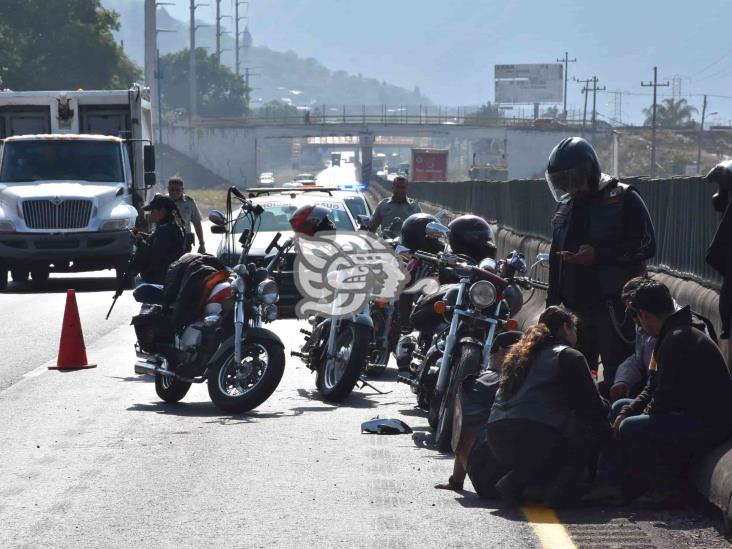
[358,375,391,395]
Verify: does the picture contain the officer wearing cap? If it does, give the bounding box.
[369,176,421,234]
[130,194,186,284]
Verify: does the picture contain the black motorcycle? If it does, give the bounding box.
[132,187,288,413]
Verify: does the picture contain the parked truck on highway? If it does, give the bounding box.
[0,85,156,290]
[411,148,449,182]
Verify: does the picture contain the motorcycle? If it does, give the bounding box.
[132,187,287,414]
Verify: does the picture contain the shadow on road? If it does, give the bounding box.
[296,387,382,409]
[4,276,116,294]
[111,375,152,383]
[126,401,287,421]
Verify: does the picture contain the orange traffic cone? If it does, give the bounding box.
[49,289,96,370]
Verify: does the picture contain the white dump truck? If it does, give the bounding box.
[0,84,156,290]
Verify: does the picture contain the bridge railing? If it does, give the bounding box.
[407,177,723,290]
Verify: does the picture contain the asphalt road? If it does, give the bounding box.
[0,276,730,547]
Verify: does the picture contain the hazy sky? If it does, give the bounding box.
[155,0,732,124]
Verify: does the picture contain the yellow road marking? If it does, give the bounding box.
[521,505,577,549]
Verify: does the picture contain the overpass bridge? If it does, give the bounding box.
[162,113,607,187]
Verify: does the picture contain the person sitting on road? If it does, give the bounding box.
[486,306,610,506]
[434,331,522,493]
[131,195,186,284]
[610,276,719,402]
[369,176,421,234]
[610,279,732,507]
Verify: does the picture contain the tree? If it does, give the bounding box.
[160,48,249,117]
[251,100,300,119]
[643,98,698,128]
[0,0,140,90]
[475,102,502,119]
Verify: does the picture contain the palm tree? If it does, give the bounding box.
[643,98,698,127]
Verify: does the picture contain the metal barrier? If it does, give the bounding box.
[408,177,722,289]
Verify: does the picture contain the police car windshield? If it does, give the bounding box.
[343,197,368,218]
[234,203,354,233]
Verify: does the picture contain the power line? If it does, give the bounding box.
[691,48,732,77]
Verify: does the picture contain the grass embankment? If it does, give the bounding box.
[187,189,229,216]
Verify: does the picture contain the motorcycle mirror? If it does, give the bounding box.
[531,253,551,270]
[356,214,371,230]
[209,210,226,226]
[425,221,449,240]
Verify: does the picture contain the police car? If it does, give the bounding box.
[215,186,362,316]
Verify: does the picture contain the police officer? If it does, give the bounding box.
[545,137,656,395]
[131,195,186,284]
[167,175,205,254]
[369,176,421,234]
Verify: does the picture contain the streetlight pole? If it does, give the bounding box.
[697,96,716,175]
[189,1,209,119]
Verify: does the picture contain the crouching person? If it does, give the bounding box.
[434,331,522,493]
[611,279,732,506]
[486,306,610,506]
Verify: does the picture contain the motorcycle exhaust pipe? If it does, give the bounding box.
[134,356,171,377]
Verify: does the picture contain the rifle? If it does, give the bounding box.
[106,253,136,320]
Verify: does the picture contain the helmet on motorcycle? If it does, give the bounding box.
[447,215,496,263]
[289,204,336,236]
[545,137,602,202]
[400,213,443,253]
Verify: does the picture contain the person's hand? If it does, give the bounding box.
[612,413,627,439]
[560,245,595,266]
[609,382,629,401]
[197,243,206,254]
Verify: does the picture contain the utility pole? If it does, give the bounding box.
[697,94,708,174]
[189,1,209,119]
[556,51,576,119]
[588,76,606,141]
[215,0,221,63]
[574,77,592,137]
[641,66,670,177]
[235,1,249,76]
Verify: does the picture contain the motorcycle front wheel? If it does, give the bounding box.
[316,322,370,402]
[432,344,482,452]
[155,374,192,403]
[208,336,286,413]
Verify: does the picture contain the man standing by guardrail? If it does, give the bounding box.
[369,176,422,234]
[545,137,656,396]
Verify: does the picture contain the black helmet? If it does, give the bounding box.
[545,137,601,201]
[707,160,732,212]
[400,213,442,253]
[289,204,335,236]
[448,215,496,263]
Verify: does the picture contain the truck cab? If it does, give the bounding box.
[0,85,155,289]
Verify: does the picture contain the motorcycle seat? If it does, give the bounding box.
[133,283,165,304]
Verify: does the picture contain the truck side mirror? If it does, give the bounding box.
[143,144,156,173]
[144,171,156,188]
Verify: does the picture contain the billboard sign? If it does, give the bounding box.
[494,63,563,104]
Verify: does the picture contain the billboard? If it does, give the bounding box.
[494,63,563,104]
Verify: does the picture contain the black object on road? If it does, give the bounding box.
[361,417,413,435]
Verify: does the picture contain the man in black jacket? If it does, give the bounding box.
[545,137,656,396]
[611,279,732,504]
[131,195,186,284]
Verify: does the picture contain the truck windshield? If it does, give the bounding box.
[0,140,124,183]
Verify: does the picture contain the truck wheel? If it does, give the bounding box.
[11,270,29,282]
[31,268,50,285]
[0,270,7,291]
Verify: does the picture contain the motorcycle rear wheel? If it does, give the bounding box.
[433,344,482,452]
[208,336,286,414]
[155,374,192,403]
[316,323,370,402]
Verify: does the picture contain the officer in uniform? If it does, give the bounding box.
[545,137,656,396]
[369,176,421,234]
[167,175,205,254]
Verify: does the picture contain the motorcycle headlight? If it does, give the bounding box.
[100,218,132,231]
[469,280,497,309]
[257,279,279,305]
